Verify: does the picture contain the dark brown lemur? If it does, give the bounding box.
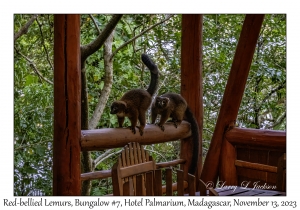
[110,54,159,136]
[151,93,199,174]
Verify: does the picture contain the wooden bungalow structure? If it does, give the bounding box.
[53,14,286,196]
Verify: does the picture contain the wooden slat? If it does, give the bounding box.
[226,127,286,149]
[120,161,155,178]
[130,143,135,165]
[268,150,285,166]
[81,121,192,151]
[156,159,186,169]
[130,143,137,192]
[166,168,173,196]
[188,174,195,196]
[136,175,143,196]
[154,169,162,196]
[121,149,126,167]
[123,181,129,195]
[146,172,154,196]
[219,139,237,185]
[141,146,146,162]
[276,153,286,191]
[236,167,269,185]
[235,147,284,187]
[137,143,142,163]
[121,150,128,183]
[235,160,277,173]
[123,180,130,196]
[177,170,184,196]
[125,145,130,166]
[201,15,265,184]
[111,161,122,196]
[162,181,188,194]
[134,143,138,163]
[128,177,134,196]
[81,170,111,181]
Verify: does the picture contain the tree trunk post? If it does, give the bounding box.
[201,14,265,185]
[180,14,203,184]
[53,14,81,195]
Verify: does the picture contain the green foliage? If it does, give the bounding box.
[14,83,53,195]
[14,14,286,195]
[239,14,286,130]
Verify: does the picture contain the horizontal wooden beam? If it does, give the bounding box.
[81,121,191,151]
[81,170,111,181]
[162,181,188,195]
[81,159,186,181]
[120,161,155,178]
[235,160,277,173]
[225,127,286,149]
[156,159,186,169]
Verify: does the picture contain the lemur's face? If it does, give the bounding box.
[155,97,169,108]
[110,101,126,115]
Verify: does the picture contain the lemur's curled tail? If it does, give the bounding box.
[110,54,159,136]
[141,54,159,96]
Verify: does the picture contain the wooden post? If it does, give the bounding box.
[201,15,265,185]
[180,14,203,183]
[53,14,81,195]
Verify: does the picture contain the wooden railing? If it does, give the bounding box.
[80,121,191,181]
[219,127,286,189]
[225,127,286,149]
[81,121,191,151]
[81,159,186,181]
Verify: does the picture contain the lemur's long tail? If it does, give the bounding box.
[141,54,159,96]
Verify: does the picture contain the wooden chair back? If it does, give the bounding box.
[112,142,197,196]
[112,142,157,195]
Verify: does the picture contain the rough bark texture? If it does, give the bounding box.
[14,14,39,42]
[88,31,114,129]
[81,14,123,61]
